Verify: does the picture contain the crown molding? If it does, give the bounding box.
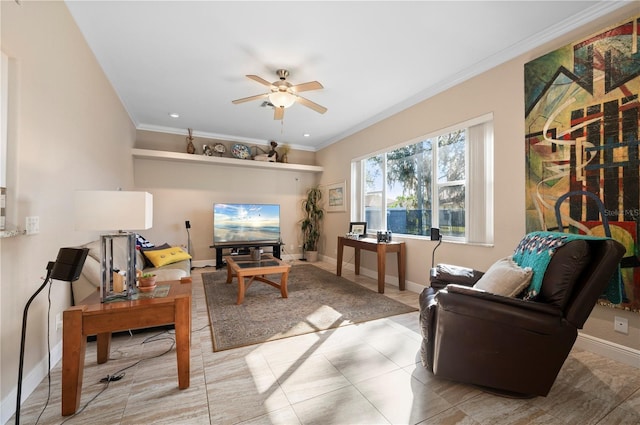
[316,0,633,150]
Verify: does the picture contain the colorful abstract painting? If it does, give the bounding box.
[525,15,640,312]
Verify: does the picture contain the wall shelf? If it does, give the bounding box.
[0,229,25,238]
[132,148,323,173]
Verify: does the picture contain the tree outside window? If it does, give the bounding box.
[356,116,493,243]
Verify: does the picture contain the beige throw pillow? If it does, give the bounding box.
[473,256,533,297]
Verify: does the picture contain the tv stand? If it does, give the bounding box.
[211,242,283,269]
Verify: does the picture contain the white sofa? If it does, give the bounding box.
[72,239,191,304]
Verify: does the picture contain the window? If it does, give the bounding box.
[352,114,493,244]
[1,52,8,188]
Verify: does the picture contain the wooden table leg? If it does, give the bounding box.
[336,237,344,276]
[236,274,246,304]
[355,247,361,275]
[226,262,233,283]
[398,243,406,290]
[62,307,86,416]
[96,333,111,364]
[175,294,191,389]
[280,271,289,298]
[376,243,386,293]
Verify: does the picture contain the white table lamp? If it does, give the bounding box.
[75,190,153,301]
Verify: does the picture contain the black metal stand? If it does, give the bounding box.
[430,232,443,278]
[211,242,283,269]
[185,220,192,270]
[15,262,54,425]
[15,247,88,424]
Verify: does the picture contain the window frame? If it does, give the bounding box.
[352,113,493,244]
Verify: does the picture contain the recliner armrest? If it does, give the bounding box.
[444,284,562,317]
[437,285,564,334]
[430,263,484,289]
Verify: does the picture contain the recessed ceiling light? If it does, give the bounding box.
[168,113,180,118]
[303,133,310,137]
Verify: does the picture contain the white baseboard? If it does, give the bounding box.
[191,259,216,269]
[1,341,62,425]
[575,333,640,368]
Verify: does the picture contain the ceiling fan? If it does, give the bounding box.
[232,69,327,120]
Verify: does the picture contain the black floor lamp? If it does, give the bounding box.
[15,247,88,425]
[185,220,192,269]
[430,228,442,278]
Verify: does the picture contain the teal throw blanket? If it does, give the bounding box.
[512,231,622,303]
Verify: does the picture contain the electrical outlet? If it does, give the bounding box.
[55,313,63,331]
[25,216,39,235]
[614,316,628,334]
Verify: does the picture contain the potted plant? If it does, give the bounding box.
[300,186,324,262]
[138,272,157,292]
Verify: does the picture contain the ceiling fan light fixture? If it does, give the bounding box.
[268,91,296,109]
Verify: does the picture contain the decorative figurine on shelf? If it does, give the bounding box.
[212,143,226,156]
[278,144,290,163]
[186,128,196,154]
[203,144,213,156]
[268,140,279,162]
[252,142,277,162]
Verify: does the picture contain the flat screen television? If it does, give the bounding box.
[213,203,281,245]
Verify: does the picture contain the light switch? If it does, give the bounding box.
[26,216,39,235]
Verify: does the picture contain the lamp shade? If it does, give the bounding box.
[268,91,296,108]
[74,190,153,231]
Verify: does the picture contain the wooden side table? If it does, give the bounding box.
[336,236,406,293]
[62,280,192,416]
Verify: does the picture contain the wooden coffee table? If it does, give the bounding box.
[224,254,291,304]
[61,280,192,416]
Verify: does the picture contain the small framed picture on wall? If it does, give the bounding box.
[326,181,346,212]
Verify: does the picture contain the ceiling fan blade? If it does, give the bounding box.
[246,75,274,87]
[290,81,323,93]
[296,95,327,114]
[232,93,269,104]
[274,106,284,120]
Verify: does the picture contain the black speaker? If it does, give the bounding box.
[16,246,89,424]
[50,247,89,282]
[430,228,440,241]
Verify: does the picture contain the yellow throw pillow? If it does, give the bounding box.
[143,246,191,268]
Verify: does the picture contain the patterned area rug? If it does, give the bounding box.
[203,264,417,352]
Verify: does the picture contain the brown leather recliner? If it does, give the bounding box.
[419,237,625,397]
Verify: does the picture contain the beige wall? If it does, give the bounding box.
[132,131,320,261]
[131,158,319,261]
[1,1,136,421]
[315,3,640,353]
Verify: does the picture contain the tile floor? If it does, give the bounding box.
[11,260,640,425]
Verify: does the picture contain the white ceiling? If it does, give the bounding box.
[64,1,630,151]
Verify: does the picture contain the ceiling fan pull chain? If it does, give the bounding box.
[281,118,285,134]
